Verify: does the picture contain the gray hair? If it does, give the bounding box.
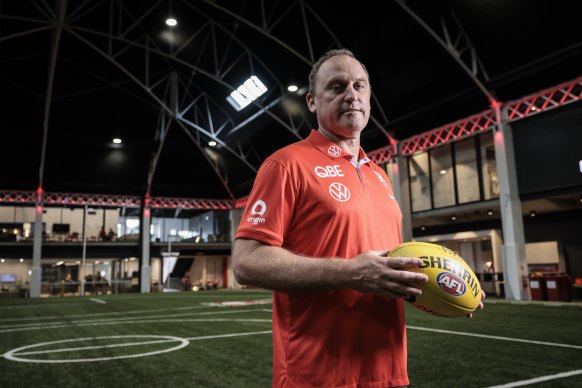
[307,49,370,95]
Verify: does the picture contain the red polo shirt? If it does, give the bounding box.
[236,130,406,388]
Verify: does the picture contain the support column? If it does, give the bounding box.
[140,194,152,293]
[229,207,243,288]
[493,102,528,301]
[30,187,44,298]
[393,146,413,243]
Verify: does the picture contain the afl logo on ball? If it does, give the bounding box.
[436,272,466,296]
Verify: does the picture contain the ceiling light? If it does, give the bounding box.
[113,138,122,144]
[226,76,268,111]
[208,141,217,147]
[530,211,536,217]
[420,226,426,231]
[487,210,493,216]
[287,85,298,92]
[19,258,24,262]
[439,169,447,175]
[166,18,177,27]
[531,106,537,111]
[1,259,4,263]
[451,215,457,221]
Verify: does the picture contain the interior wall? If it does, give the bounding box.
[524,209,582,278]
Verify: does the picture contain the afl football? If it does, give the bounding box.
[388,241,482,318]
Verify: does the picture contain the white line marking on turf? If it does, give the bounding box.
[0,308,267,331]
[0,299,272,323]
[2,330,272,363]
[0,311,272,333]
[3,335,189,363]
[0,303,221,323]
[485,369,582,387]
[407,325,582,350]
[89,298,106,304]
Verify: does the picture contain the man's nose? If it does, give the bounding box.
[344,85,358,101]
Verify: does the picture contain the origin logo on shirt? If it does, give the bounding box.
[247,200,267,225]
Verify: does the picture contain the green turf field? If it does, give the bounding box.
[1,290,581,387]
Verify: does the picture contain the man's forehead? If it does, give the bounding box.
[318,56,368,81]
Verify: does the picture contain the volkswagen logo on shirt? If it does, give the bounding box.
[327,146,342,157]
[329,182,351,202]
[247,200,267,224]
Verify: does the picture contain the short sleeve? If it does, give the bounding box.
[235,158,296,246]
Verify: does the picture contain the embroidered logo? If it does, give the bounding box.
[373,170,388,188]
[247,200,267,224]
[329,182,351,202]
[251,200,266,216]
[314,165,344,178]
[327,146,342,157]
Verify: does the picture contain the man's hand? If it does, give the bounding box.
[466,290,486,319]
[348,250,429,298]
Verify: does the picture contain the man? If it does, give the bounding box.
[233,49,480,387]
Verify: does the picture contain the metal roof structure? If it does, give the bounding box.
[2,0,581,205]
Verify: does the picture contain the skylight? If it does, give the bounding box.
[226,76,267,111]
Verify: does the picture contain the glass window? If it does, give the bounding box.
[480,133,499,200]
[455,138,480,203]
[409,152,431,212]
[430,145,455,208]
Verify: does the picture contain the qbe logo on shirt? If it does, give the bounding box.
[314,165,344,178]
[247,200,267,225]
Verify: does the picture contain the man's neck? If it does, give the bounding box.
[317,127,361,156]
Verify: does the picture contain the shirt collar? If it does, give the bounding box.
[307,129,371,165]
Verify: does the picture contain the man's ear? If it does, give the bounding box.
[306,93,316,113]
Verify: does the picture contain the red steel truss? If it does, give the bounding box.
[235,196,249,209]
[368,144,397,164]
[400,109,496,155]
[506,76,582,121]
[43,192,141,207]
[401,76,582,155]
[0,190,232,210]
[1,77,581,210]
[149,196,232,210]
[0,190,35,204]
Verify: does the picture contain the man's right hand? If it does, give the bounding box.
[348,250,429,298]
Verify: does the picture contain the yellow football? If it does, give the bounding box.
[388,241,482,318]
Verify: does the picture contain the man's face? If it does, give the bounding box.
[306,55,371,139]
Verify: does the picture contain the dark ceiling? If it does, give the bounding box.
[1,0,581,201]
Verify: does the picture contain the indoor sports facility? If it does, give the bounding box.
[1,291,581,387]
[1,1,581,387]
